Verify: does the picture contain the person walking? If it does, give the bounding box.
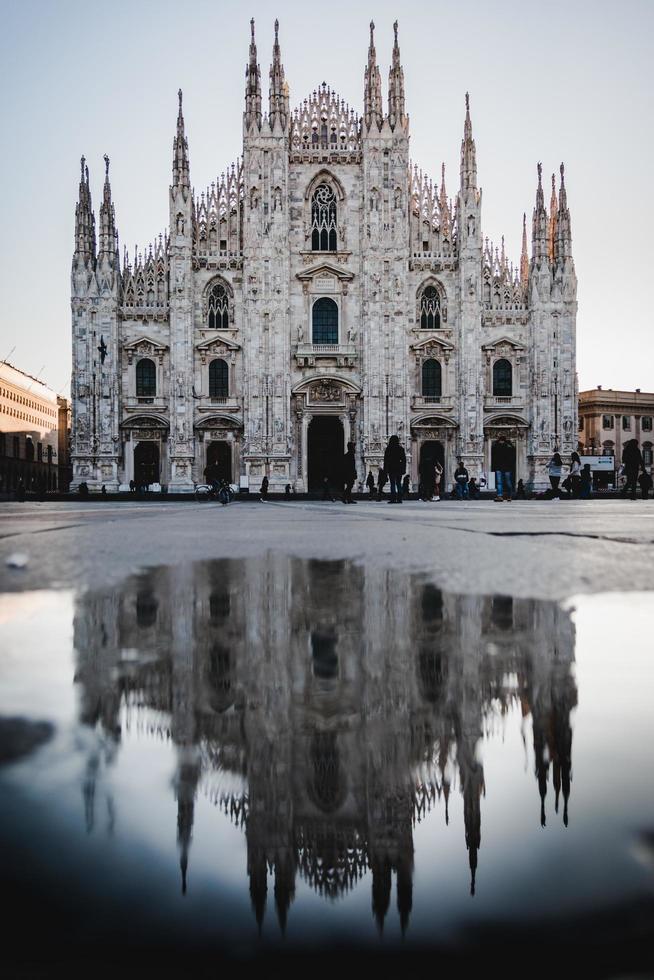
[547,452,563,499]
[366,469,376,497]
[419,453,436,501]
[454,459,469,499]
[260,475,269,501]
[493,436,514,501]
[568,452,582,498]
[638,468,652,500]
[383,435,406,504]
[622,439,643,500]
[434,460,443,501]
[342,442,358,504]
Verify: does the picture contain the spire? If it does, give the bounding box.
[363,21,383,131]
[548,173,558,262]
[269,19,289,130]
[172,89,190,190]
[387,20,406,131]
[245,18,262,131]
[98,154,118,267]
[73,156,96,267]
[555,162,572,262]
[531,162,548,263]
[520,212,529,286]
[460,92,477,192]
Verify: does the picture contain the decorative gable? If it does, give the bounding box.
[123,336,169,365]
[196,334,241,365]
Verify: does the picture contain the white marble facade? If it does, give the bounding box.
[70,20,577,493]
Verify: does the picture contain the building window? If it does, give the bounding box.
[422,359,442,398]
[207,282,229,331]
[602,415,613,430]
[312,297,339,344]
[492,359,513,397]
[642,416,652,431]
[136,358,156,397]
[622,415,631,431]
[311,183,337,252]
[643,443,653,466]
[209,358,229,399]
[420,286,441,330]
[578,417,584,431]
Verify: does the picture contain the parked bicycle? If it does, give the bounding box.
[195,479,234,505]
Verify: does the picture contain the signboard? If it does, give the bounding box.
[582,456,615,471]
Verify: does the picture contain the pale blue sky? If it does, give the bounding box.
[0,0,652,395]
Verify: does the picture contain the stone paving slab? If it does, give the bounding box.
[0,499,653,600]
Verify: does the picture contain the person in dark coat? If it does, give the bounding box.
[454,460,469,499]
[366,470,376,497]
[419,454,436,501]
[321,471,335,501]
[638,469,652,500]
[493,436,514,501]
[383,436,406,503]
[402,474,411,498]
[468,477,481,500]
[260,476,269,501]
[622,439,643,499]
[342,442,357,503]
[377,468,388,499]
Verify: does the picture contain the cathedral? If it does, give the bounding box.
[70,20,577,493]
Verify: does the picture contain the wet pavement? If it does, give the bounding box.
[0,503,653,974]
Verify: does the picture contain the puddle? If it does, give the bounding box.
[0,558,653,969]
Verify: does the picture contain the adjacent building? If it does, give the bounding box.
[0,361,66,494]
[70,20,577,493]
[578,387,654,474]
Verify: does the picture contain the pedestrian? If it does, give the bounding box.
[366,469,376,497]
[101,484,107,496]
[493,436,514,501]
[579,464,592,499]
[342,442,358,504]
[129,479,136,493]
[468,477,481,500]
[285,483,291,497]
[568,452,582,498]
[260,475,269,501]
[621,439,643,500]
[638,469,652,500]
[377,468,387,499]
[547,452,563,499]
[419,453,436,501]
[321,472,335,502]
[454,459,469,499]
[383,435,406,504]
[434,460,443,501]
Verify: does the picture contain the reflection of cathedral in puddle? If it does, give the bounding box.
[73,558,576,931]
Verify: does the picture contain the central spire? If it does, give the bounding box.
[532,162,549,263]
[460,93,477,191]
[388,20,406,131]
[172,89,190,190]
[269,18,288,130]
[245,18,262,131]
[363,20,383,131]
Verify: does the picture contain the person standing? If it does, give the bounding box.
[383,435,406,504]
[493,436,514,502]
[454,459,469,499]
[342,442,357,504]
[260,475,269,501]
[568,452,582,498]
[622,439,643,500]
[638,468,652,500]
[434,460,443,501]
[579,464,592,499]
[547,452,563,499]
[366,469,376,497]
[468,477,481,500]
[377,468,387,499]
[419,453,436,501]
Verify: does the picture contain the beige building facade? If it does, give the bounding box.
[0,361,63,494]
[579,387,654,472]
[70,21,577,493]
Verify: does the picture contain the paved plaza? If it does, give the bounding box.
[1,498,653,600]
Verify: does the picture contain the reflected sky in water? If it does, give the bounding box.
[0,560,653,969]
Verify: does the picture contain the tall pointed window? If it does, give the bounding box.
[136,358,156,397]
[207,282,229,331]
[311,183,337,251]
[312,298,338,344]
[492,358,512,397]
[209,358,229,399]
[422,359,442,398]
[420,286,441,329]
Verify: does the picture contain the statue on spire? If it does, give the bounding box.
[363,20,382,131]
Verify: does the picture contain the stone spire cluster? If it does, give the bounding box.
[244,18,262,131]
[73,156,96,268]
[460,92,478,193]
[531,161,571,269]
[269,18,289,130]
[387,21,406,131]
[363,21,383,130]
[98,155,118,270]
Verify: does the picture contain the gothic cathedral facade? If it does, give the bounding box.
[70,21,577,493]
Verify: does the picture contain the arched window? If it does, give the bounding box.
[422,359,442,398]
[207,282,229,331]
[311,183,337,251]
[209,358,229,399]
[492,358,512,397]
[136,358,156,397]
[420,285,441,330]
[312,298,339,344]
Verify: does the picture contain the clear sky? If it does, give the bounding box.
[0,0,652,396]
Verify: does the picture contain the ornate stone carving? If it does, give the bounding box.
[309,380,342,403]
